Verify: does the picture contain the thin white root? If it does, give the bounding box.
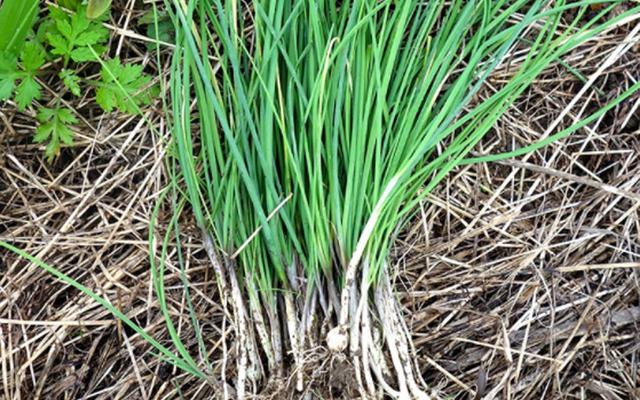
[356,262,379,399]
[284,291,304,391]
[361,309,384,399]
[350,279,367,399]
[377,273,433,400]
[268,296,284,378]
[226,260,250,400]
[248,278,276,373]
[334,257,358,343]
[301,287,318,348]
[362,317,399,398]
[375,283,411,398]
[392,281,430,390]
[202,234,232,399]
[207,230,433,399]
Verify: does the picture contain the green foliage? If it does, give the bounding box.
[2,0,639,389]
[169,0,640,301]
[46,5,109,63]
[140,9,174,48]
[0,0,39,54]
[96,58,157,113]
[0,53,16,99]
[60,69,81,96]
[0,42,45,110]
[0,3,156,162]
[34,107,78,162]
[58,0,82,10]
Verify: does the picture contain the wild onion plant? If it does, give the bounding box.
[2,0,640,399]
[165,0,640,398]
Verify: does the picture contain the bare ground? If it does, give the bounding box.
[1,4,639,400]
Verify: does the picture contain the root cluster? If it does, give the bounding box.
[205,233,435,400]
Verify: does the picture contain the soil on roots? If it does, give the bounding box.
[257,353,359,400]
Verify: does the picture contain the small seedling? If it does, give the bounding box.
[33,107,78,161]
[0,42,45,110]
[96,58,158,113]
[45,5,109,64]
[0,0,157,162]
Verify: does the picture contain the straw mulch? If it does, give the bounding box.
[1,3,639,399]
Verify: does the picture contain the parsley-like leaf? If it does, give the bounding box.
[45,6,108,63]
[21,42,46,72]
[34,107,78,162]
[60,69,81,96]
[96,58,157,113]
[15,77,40,109]
[0,51,18,100]
[0,42,45,110]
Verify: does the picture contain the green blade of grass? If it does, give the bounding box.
[0,240,206,379]
[0,0,39,53]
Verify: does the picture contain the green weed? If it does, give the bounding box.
[0,0,157,162]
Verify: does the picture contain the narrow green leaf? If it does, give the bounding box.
[0,240,206,379]
[0,0,39,54]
